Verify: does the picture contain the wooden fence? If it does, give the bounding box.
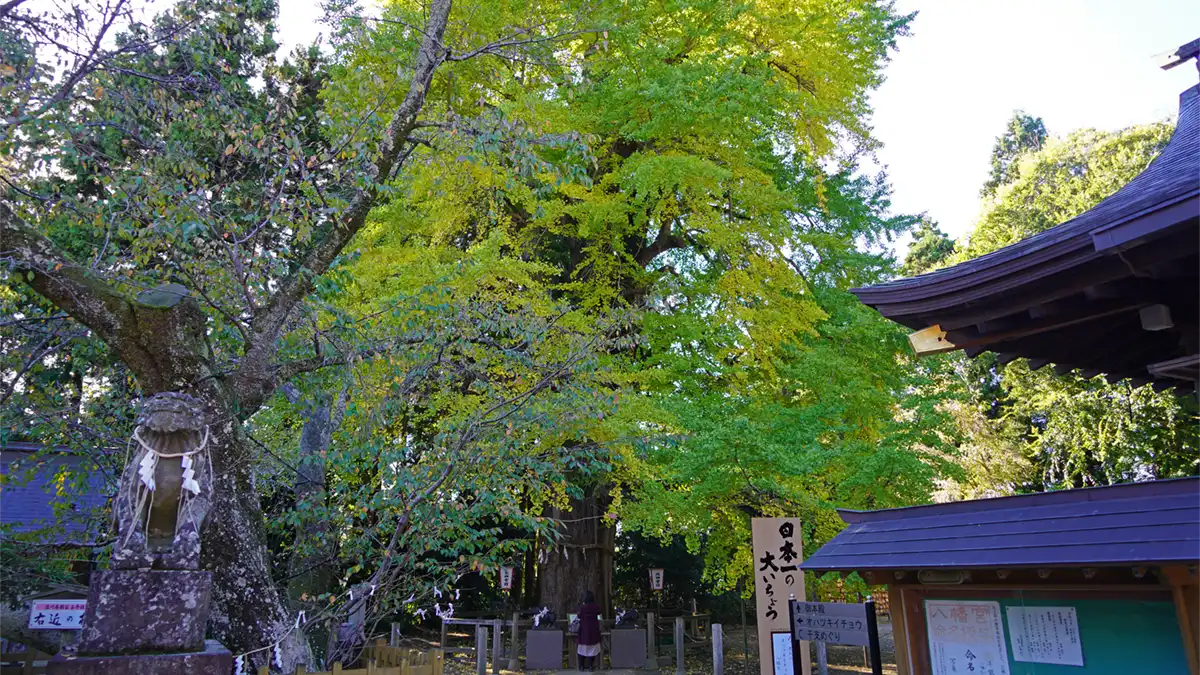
[259,642,443,675]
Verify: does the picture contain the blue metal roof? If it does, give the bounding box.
[801,478,1200,572]
[1,442,112,544]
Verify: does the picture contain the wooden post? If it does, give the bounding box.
[646,612,658,668]
[888,587,911,675]
[865,597,883,675]
[675,617,685,675]
[493,618,503,675]
[711,623,724,675]
[333,663,344,675]
[441,618,450,649]
[814,642,828,675]
[392,622,402,647]
[22,649,33,675]
[1164,565,1200,675]
[257,666,269,675]
[297,666,308,675]
[740,581,749,667]
[473,625,488,675]
[508,612,521,671]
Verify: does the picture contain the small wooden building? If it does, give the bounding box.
[801,478,1199,674]
[802,52,1200,674]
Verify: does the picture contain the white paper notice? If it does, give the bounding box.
[771,632,794,675]
[925,600,1010,675]
[1005,606,1084,667]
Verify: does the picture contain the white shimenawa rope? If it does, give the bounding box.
[119,425,210,550]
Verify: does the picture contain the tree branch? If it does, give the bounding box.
[0,202,131,345]
[247,0,454,353]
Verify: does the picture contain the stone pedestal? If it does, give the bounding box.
[49,640,231,675]
[610,628,647,669]
[525,629,564,670]
[77,569,212,654]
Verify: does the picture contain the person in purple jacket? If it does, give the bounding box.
[576,591,602,671]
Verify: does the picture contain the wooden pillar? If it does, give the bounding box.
[646,612,658,668]
[675,617,685,675]
[492,619,504,675]
[889,587,911,675]
[441,619,450,649]
[711,623,723,675]
[509,612,521,671]
[1165,566,1200,675]
[476,625,489,675]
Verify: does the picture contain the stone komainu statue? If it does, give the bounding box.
[112,392,213,570]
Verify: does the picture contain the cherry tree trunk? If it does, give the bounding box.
[101,297,313,670]
[537,486,614,617]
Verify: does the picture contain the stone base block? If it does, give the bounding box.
[49,640,231,675]
[610,628,647,668]
[525,629,564,670]
[78,569,212,654]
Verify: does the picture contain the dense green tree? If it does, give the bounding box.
[899,218,956,276]
[980,110,1047,197]
[1,0,618,665]
[347,0,950,602]
[944,118,1197,493]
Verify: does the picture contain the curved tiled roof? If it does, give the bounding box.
[800,477,1200,572]
[853,85,1198,309]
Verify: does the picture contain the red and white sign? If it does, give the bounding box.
[649,568,664,590]
[499,566,514,590]
[28,599,86,630]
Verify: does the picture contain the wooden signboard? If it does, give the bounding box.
[752,518,810,675]
[792,600,871,647]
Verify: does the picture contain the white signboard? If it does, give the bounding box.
[1006,606,1084,667]
[28,599,86,630]
[925,600,1009,675]
[771,632,794,675]
[499,566,514,590]
[792,600,871,646]
[649,568,664,590]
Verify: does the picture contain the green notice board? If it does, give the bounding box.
[929,596,1187,674]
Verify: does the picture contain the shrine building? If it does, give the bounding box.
[801,44,1200,675]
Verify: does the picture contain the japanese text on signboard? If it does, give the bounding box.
[925,600,1009,675]
[791,601,870,647]
[649,568,664,591]
[758,521,799,621]
[28,600,86,630]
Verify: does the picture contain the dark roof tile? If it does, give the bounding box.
[801,477,1200,572]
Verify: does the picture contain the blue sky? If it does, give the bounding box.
[276,0,1200,245]
[871,0,1200,241]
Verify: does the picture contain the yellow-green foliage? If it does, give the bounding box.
[322,0,944,592]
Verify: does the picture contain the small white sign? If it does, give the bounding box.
[770,632,794,675]
[28,599,86,630]
[1006,606,1084,667]
[925,600,1009,675]
[792,600,871,646]
[499,566,514,590]
[649,568,664,590]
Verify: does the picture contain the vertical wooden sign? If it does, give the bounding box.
[752,518,810,675]
[499,566,514,590]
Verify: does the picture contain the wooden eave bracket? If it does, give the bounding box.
[908,324,957,357]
